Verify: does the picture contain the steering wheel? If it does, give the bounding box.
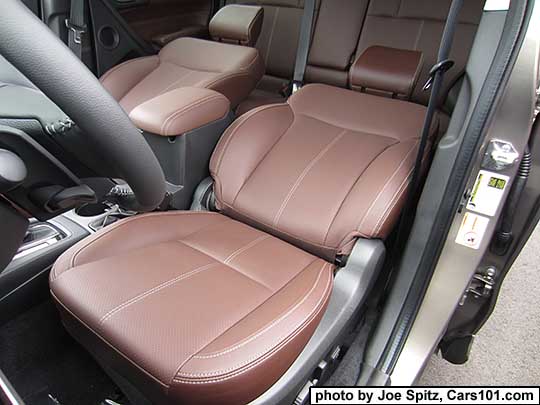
[0,0,166,212]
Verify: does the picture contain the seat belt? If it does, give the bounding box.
[290,0,316,94]
[387,0,462,271]
[65,0,87,60]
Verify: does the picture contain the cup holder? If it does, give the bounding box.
[70,202,136,232]
[75,202,109,217]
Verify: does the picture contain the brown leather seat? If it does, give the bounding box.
[51,54,436,403]
[100,5,265,113]
[51,212,332,404]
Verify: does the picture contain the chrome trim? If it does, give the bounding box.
[13,223,68,260]
[0,370,23,405]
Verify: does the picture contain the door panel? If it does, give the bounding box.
[110,0,213,47]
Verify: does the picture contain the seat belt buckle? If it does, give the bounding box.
[65,19,86,44]
[280,80,303,97]
[291,80,303,94]
[422,59,455,91]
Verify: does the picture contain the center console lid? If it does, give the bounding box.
[129,87,230,137]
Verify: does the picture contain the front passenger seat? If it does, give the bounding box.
[100,5,265,113]
[50,47,436,404]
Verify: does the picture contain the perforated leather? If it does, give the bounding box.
[51,212,332,404]
[211,84,437,261]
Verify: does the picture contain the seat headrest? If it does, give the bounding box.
[209,5,264,47]
[349,46,424,100]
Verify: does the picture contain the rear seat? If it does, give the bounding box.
[228,0,320,114]
[355,0,484,105]
[235,0,485,115]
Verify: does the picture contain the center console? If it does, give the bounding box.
[128,87,234,209]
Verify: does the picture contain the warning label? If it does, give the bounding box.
[467,170,509,217]
[455,212,489,250]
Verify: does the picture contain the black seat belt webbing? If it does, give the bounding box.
[291,0,316,93]
[388,0,463,271]
[66,0,86,60]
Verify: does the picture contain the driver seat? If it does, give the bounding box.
[50,66,435,403]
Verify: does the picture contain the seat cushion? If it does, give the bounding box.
[211,83,436,262]
[50,211,333,404]
[100,37,264,112]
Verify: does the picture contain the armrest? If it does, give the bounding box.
[129,87,230,136]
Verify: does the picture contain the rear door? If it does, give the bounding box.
[438,12,540,364]
[40,0,215,76]
[109,0,214,48]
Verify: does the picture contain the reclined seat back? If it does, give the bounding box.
[100,4,265,111]
[210,46,435,263]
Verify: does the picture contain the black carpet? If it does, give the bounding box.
[325,309,378,386]
[0,300,121,405]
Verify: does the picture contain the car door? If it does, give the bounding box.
[431,1,540,365]
[440,76,540,364]
[357,0,540,386]
[109,0,214,48]
[39,0,215,76]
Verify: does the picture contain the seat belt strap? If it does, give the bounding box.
[390,0,463,264]
[291,0,316,93]
[66,0,86,60]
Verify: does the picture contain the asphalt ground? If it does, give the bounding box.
[419,225,540,385]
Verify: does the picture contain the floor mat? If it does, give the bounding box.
[0,300,122,405]
[325,309,377,386]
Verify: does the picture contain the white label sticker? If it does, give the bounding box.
[455,212,489,249]
[467,170,509,217]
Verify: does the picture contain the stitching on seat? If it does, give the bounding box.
[68,212,211,270]
[175,264,331,377]
[272,128,348,227]
[223,235,270,264]
[172,290,329,386]
[178,238,273,291]
[99,262,219,325]
[99,56,158,84]
[191,262,329,360]
[51,290,170,388]
[51,212,220,281]
[173,266,332,381]
[204,71,252,89]
[168,256,320,382]
[240,52,260,71]
[222,201,342,251]
[356,140,419,234]
[294,112,408,142]
[159,94,224,134]
[159,68,197,95]
[213,104,290,174]
[372,167,414,235]
[230,114,295,206]
[322,140,398,245]
[161,39,259,73]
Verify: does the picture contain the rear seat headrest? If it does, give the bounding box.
[209,5,264,47]
[349,46,424,100]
